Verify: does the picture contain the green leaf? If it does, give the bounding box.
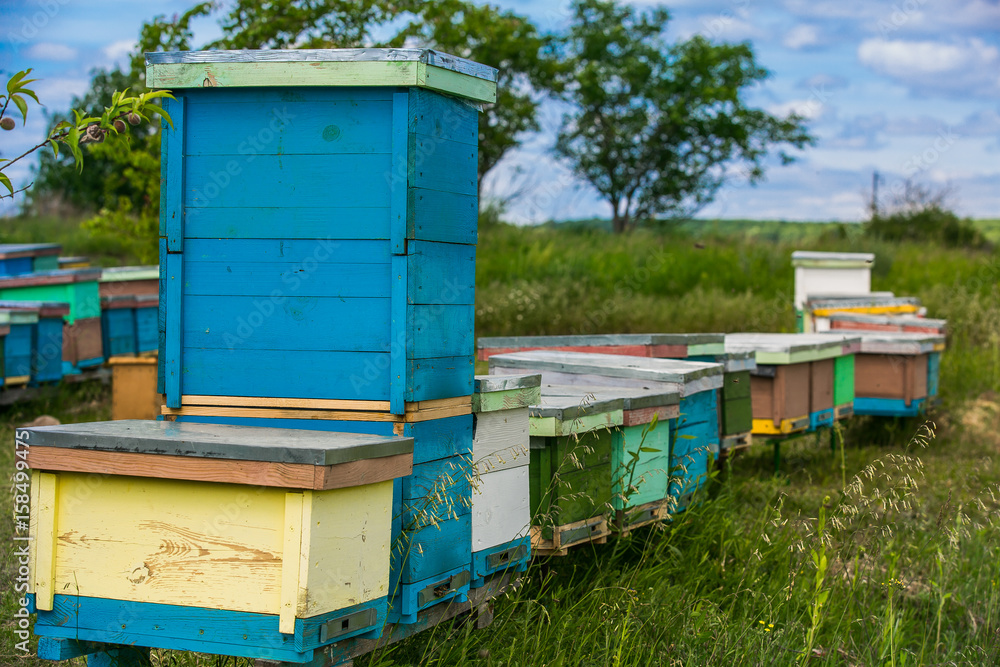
[50,140,60,158]
[11,94,28,124]
[6,69,30,94]
[639,447,661,453]
[144,103,174,129]
[0,172,12,195]
[678,434,696,440]
[16,86,40,105]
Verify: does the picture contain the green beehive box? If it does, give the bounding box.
[528,393,623,549]
[540,384,679,517]
[0,269,101,324]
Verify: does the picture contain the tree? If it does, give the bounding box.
[555,0,812,233]
[865,179,988,249]
[29,4,211,216]
[210,0,413,49]
[390,0,563,189]
[30,0,556,217]
[2,69,172,204]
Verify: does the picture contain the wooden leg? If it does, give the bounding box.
[86,646,151,667]
[475,601,495,629]
[773,440,780,475]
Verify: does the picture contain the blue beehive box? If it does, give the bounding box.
[101,295,139,358]
[0,301,68,385]
[147,49,497,414]
[135,294,159,354]
[0,243,61,276]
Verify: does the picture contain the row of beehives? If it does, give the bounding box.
[0,242,159,389]
[21,326,946,665]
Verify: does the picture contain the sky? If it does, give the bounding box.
[0,0,998,223]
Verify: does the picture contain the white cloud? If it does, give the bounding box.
[768,98,828,121]
[102,39,135,67]
[25,42,78,61]
[30,77,91,113]
[857,37,1000,98]
[783,24,821,50]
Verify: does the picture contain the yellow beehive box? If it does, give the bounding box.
[21,420,413,663]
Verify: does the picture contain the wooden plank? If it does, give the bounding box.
[409,88,478,146]
[281,492,304,633]
[408,305,474,359]
[23,420,412,467]
[148,60,497,103]
[810,359,835,412]
[163,94,185,252]
[405,355,474,402]
[409,135,478,196]
[472,466,530,552]
[390,254,406,415]
[184,206,392,240]
[613,423,671,510]
[164,252,183,407]
[390,91,408,254]
[27,447,412,491]
[419,62,497,104]
[184,239,391,262]
[111,360,160,420]
[182,295,391,352]
[473,386,541,413]
[473,408,530,474]
[529,410,622,438]
[183,238,388,264]
[185,98,392,155]
[33,472,58,611]
[183,395,390,411]
[182,262,390,298]
[408,187,478,245]
[409,395,472,411]
[162,404,471,423]
[299,482,393,618]
[490,350,723,391]
[399,514,472,584]
[407,241,475,305]
[622,405,679,427]
[183,154,391,209]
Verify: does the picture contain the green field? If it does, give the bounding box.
[2,217,999,665]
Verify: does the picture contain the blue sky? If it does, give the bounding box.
[1,0,998,222]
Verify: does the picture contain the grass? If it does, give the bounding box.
[0,215,147,267]
[2,217,1000,665]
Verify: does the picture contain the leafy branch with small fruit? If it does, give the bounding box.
[0,68,173,199]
